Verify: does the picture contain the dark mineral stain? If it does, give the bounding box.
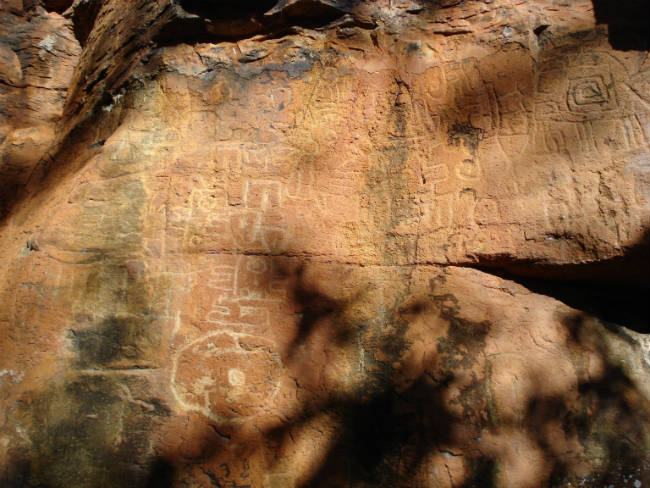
[8,375,170,488]
[70,314,161,369]
[447,121,484,154]
[433,293,490,369]
[364,78,420,265]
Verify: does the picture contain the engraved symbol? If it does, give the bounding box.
[422,163,449,183]
[456,159,481,180]
[422,65,446,100]
[475,198,500,225]
[171,331,283,422]
[572,77,609,105]
[200,256,285,329]
[567,75,616,113]
[228,368,246,386]
[426,190,478,229]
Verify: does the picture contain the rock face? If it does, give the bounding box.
[1,1,649,487]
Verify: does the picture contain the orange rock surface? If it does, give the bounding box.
[1,1,648,487]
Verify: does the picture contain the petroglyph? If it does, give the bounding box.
[171,330,283,422]
[455,159,482,181]
[193,256,286,330]
[569,75,613,108]
[422,162,450,185]
[425,190,478,230]
[1,4,648,487]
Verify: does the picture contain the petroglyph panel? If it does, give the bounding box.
[1,2,649,486]
[182,255,287,336]
[93,30,647,266]
[424,190,478,230]
[171,330,283,422]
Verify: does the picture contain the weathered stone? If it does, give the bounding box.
[0,4,80,217]
[0,0,648,487]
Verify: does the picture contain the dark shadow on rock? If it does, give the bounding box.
[544,311,649,485]
[283,264,355,360]
[297,381,460,487]
[483,229,650,288]
[2,374,172,488]
[481,272,649,334]
[261,259,648,487]
[260,270,498,487]
[177,0,278,21]
[146,458,175,488]
[66,0,102,47]
[474,230,650,334]
[6,255,639,487]
[155,0,373,46]
[591,0,650,50]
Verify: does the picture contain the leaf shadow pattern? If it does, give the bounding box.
[1,2,649,487]
[143,245,648,488]
[261,261,649,488]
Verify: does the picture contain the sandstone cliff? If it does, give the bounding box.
[1,1,649,487]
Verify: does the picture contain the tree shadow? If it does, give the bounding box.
[591,0,649,50]
[142,231,647,487]
[262,255,648,487]
[1,2,649,487]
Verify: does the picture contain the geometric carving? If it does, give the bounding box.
[422,65,447,100]
[573,78,609,105]
[422,163,449,183]
[567,75,616,112]
[171,330,283,422]
[456,159,481,180]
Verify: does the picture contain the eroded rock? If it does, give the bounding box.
[0,0,648,487]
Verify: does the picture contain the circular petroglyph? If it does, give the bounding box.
[171,331,283,422]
